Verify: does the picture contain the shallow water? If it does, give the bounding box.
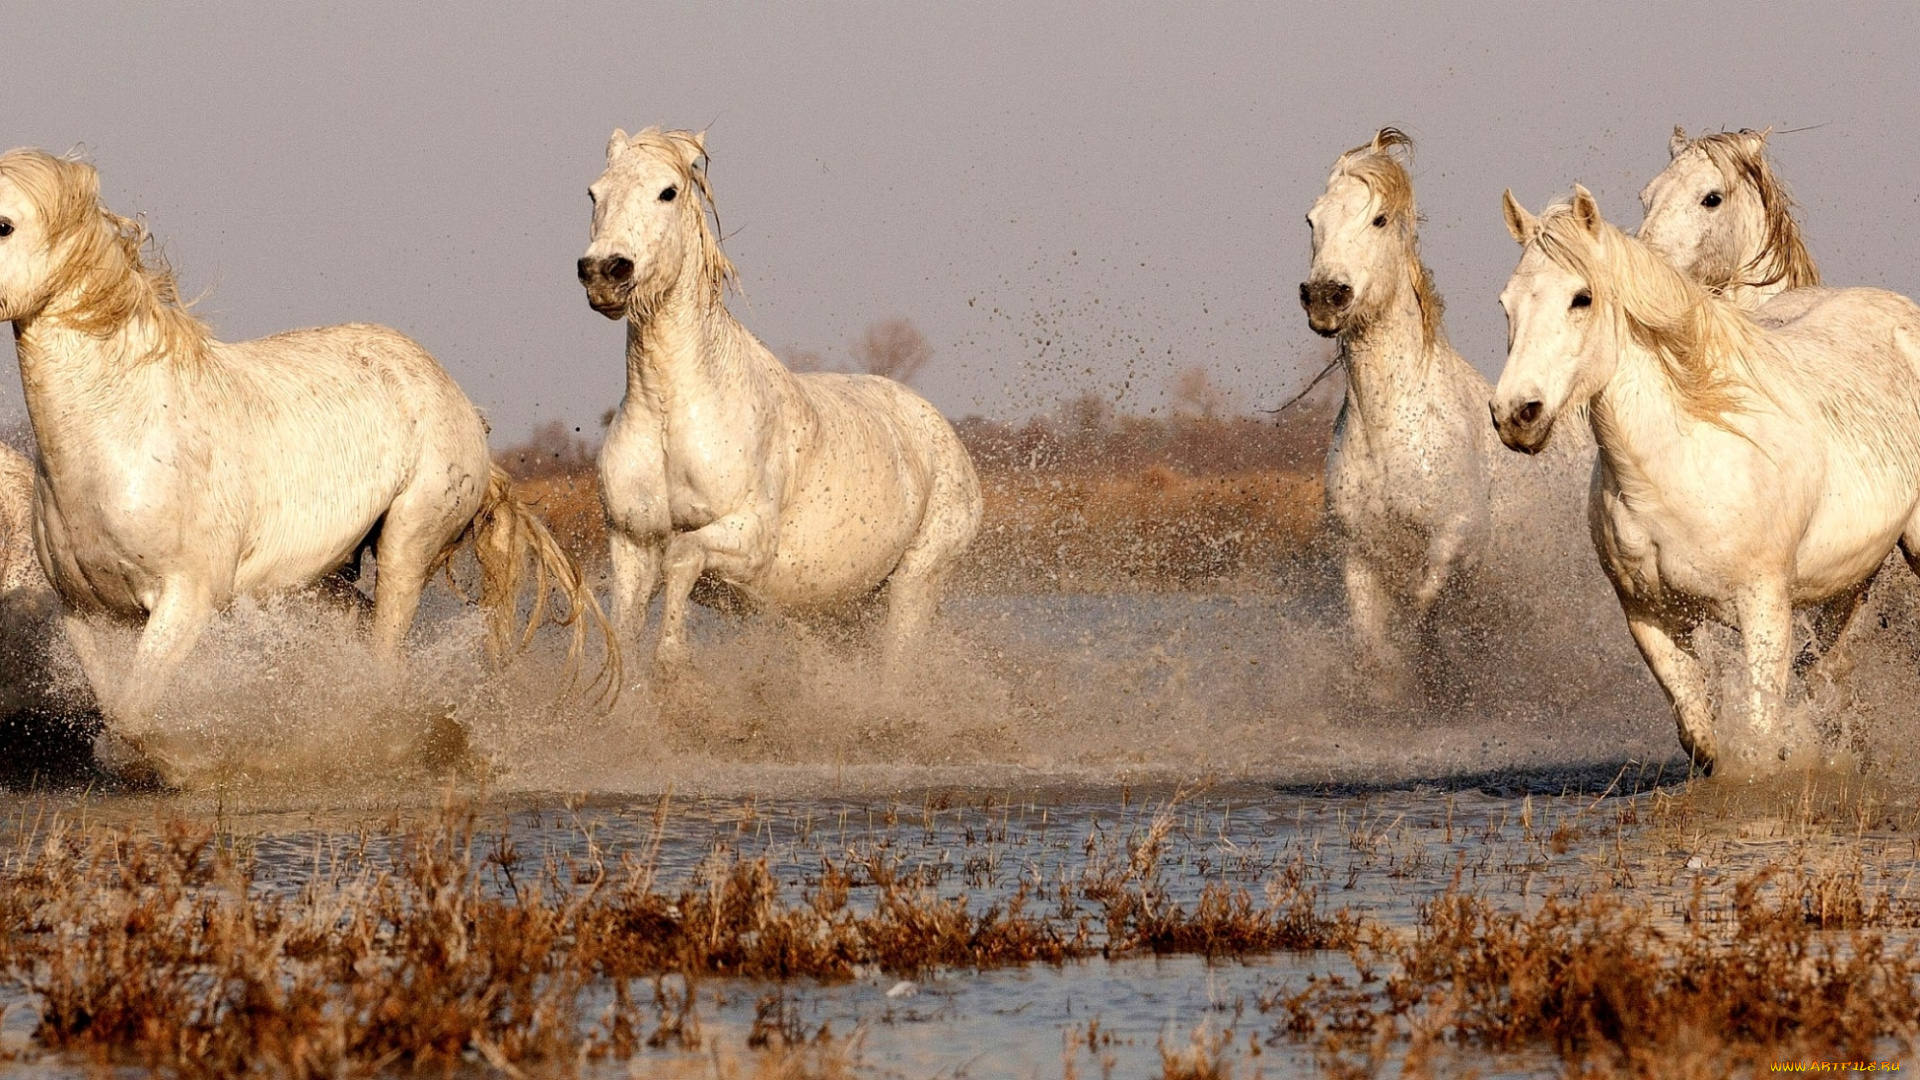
[7,465,1920,1073]
[5,769,1914,1078]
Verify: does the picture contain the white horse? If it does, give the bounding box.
[0,149,614,780]
[1637,127,1823,318]
[1492,185,1920,776]
[577,128,982,676]
[1299,129,1492,700]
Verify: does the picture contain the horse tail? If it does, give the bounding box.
[469,464,622,706]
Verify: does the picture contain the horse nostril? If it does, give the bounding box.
[1329,282,1353,307]
[576,257,592,283]
[1516,400,1544,425]
[606,256,635,282]
[1298,282,1312,308]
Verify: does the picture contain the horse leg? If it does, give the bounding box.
[880,487,978,677]
[1733,582,1798,774]
[60,612,109,699]
[102,581,217,784]
[368,492,468,666]
[656,513,773,676]
[608,528,662,658]
[1794,579,1870,696]
[1344,553,1411,704]
[1410,524,1469,616]
[1623,606,1718,773]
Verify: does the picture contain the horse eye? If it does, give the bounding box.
[0,220,12,238]
[1701,192,1723,208]
[1371,215,1388,228]
[1571,291,1592,309]
[659,186,678,203]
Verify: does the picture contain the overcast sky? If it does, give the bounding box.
[5,2,1917,441]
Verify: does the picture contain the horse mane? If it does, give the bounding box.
[1330,128,1445,349]
[0,149,210,361]
[619,128,739,306]
[1684,129,1820,292]
[1532,195,1759,427]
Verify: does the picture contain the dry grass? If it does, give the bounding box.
[960,467,1324,591]
[508,465,1326,594]
[0,797,1353,1075]
[1275,869,1920,1077]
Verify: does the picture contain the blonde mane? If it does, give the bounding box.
[1330,127,1445,348]
[1682,129,1820,292]
[0,149,209,360]
[620,128,738,305]
[1532,195,1759,425]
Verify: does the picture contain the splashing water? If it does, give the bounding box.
[10,413,1920,802]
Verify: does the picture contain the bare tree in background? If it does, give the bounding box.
[1169,365,1229,421]
[851,319,933,384]
[783,346,828,373]
[1058,389,1114,437]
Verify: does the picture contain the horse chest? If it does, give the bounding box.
[1594,488,1726,606]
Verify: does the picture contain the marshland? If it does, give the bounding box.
[10,4,1920,1079]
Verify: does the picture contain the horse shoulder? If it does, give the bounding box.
[599,405,670,537]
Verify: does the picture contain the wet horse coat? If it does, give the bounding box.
[578,128,982,675]
[1493,186,1920,775]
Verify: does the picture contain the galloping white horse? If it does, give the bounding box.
[1637,127,1823,315]
[577,128,982,675]
[0,149,613,779]
[1492,186,1920,775]
[1299,129,1491,699]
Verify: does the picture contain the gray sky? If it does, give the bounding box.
[6,2,1917,440]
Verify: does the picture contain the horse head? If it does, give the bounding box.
[1637,127,1815,301]
[0,150,107,325]
[577,127,730,320]
[1492,186,1619,454]
[1300,128,1435,342]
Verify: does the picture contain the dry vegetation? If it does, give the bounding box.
[1278,874,1920,1077]
[0,784,1913,1076]
[0,797,1352,1076]
[499,394,1337,592]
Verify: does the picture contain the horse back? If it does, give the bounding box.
[763,372,977,606]
[205,323,491,587]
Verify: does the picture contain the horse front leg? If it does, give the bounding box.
[655,512,773,677]
[608,528,662,659]
[102,581,218,785]
[1410,521,1474,617]
[60,611,110,700]
[1733,582,1800,775]
[1623,605,1718,774]
[1795,579,1870,700]
[1344,552,1412,705]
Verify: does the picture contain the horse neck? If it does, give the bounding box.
[1337,268,1439,425]
[1723,277,1787,311]
[1586,333,1694,492]
[622,274,781,416]
[12,309,176,461]
[1724,202,1788,309]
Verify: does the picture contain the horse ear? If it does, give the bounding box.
[1669,126,1689,159]
[1502,189,1539,245]
[606,129,630,164]
[1570,184,1603,234]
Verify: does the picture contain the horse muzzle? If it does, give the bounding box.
[577,255,636,319]
[1299,279,1352,338]
[1490,397,1553,455]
